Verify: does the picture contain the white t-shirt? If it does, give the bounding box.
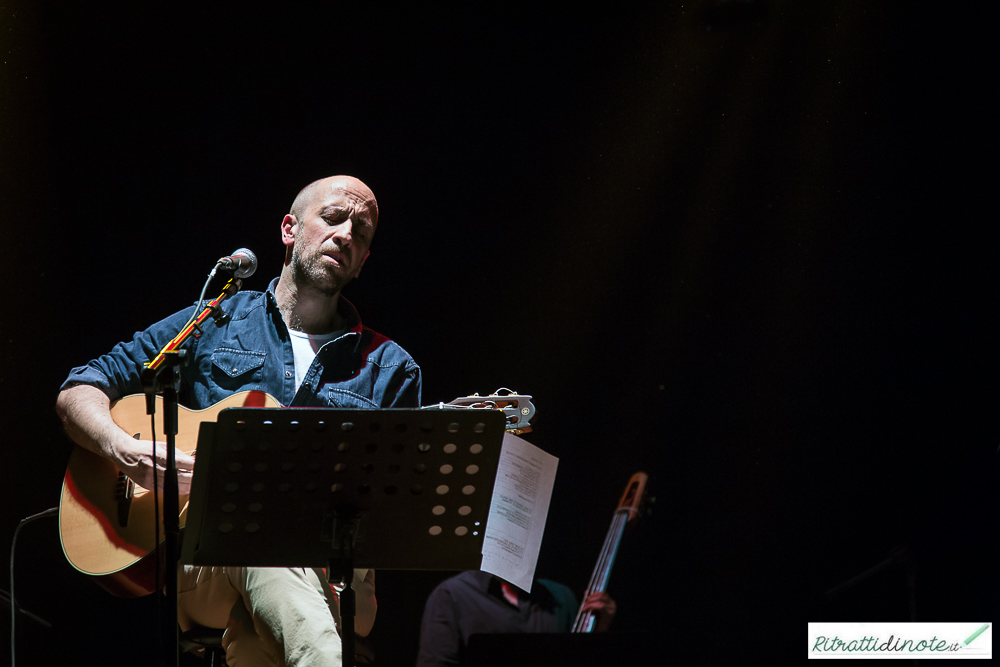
[288,328,344,392]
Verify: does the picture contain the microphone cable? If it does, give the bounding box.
[9,507,58,667]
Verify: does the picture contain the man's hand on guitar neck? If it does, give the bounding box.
[580,592,617,633]
[56,384,195,495]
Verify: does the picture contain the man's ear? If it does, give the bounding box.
[281,214,297,247]
[354,250,370,279]
[281,214,297,264]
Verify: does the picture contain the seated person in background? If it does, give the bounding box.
[415,570,616,667]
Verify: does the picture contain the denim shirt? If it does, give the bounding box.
[62,278,422,410]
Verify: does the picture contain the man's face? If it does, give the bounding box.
[284,178,377,296]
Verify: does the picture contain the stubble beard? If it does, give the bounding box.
[290,245,350,297]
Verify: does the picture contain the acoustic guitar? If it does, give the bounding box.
[58,389,536,597]
[571,471,649,633]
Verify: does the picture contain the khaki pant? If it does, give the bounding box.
[177,566,376,666]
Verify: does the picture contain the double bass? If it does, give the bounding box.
[572,472,649,633]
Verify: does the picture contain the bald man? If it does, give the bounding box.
[56,176,422,666]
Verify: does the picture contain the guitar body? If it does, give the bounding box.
[58,390,280,597]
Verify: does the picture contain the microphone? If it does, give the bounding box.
[216,248,257,278]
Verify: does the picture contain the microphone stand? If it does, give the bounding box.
[141,274,243,667]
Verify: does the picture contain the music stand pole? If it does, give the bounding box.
[330,520,357,667]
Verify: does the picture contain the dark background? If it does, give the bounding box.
[2,1,996,664]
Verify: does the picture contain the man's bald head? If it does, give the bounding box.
[290,175,379,228]
[279,175,379,301]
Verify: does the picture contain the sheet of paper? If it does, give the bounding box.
[480,432,558,592]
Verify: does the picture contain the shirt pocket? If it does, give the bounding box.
[211,347,267,391]
[326,387,379,409]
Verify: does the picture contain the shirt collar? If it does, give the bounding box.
[265,277,364,353]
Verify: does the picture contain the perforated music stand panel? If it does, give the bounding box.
[181,407,505,570]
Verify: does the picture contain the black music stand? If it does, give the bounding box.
[181,406,507,666]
